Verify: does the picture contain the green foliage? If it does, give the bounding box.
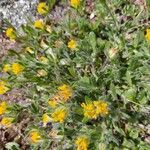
[1,0,150,149]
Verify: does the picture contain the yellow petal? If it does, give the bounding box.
[0,117,14,127]
[37,2,48,14]
[34,20,44,29]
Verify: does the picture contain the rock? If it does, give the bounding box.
[0,0,38,28]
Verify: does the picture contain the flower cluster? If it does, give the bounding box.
[48,84,73,107]
[75,136,89,150]
[42,84,72,126]
[51,107,68,123]
[81,100,109,119]
[3,63,24,75]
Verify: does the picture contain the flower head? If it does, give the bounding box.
[6,28,16,40]
[12,63,24,75]
[0,117,14,127]
[81,102,97,119]
[29,131,42,143]
[93,101,108,116]
[2,64,11,72]
[57,84,72,102]
[75,136,89,150]
[48,99,58,108]
[145,29,150,41]
[0,81,9,95]
[42,113,51,127]
[81,100,109,119]
[51,107,68,123]
[0,101,8,115]
[34,20,44,29]
[68,39,77,49]
[37,2,48,14]
[70,0,80,9]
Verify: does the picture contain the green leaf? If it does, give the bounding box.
[129,129,139,139]
[5,142,20,150]
[126,71,132,87]
[122,139,135,148]
[89,32,97,51]
[99,0,106,4]
[74,107,83,115]
[85,96,92,104]
[8,49,20,57]
[110,83,117,100]
[68,66,76,77]
[112,122,126,136]
[82,117,89,123]
[47,0,56,11]
[98,143,106,150]
[124,88,136,101]
[30,103,39,114]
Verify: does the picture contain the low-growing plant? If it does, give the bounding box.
[0,0,150,150]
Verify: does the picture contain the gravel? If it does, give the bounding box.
[0,0,39,28]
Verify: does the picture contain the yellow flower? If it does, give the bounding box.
[68,39,77,49]
[0,101,8,115]
[5,28,16,40]
[58,84,72,102]
[29,131,42,143]
[42,113,51,126]
[93,101,108,116]
[2,64,11,72]
[0,117,14,127]
[75,136,89,150]
[25,47,34,54]
[145,29,150,41]
[81,102,97,119]
[51,107,68,123]
[37,2,48,14]
[37,69,47,77]
[58,84,69,91]
[39,56,49,64]
[70,0,80,9]
[81,100,109,119]
[34,20,44,29]
[48,99,58,108]
[12,63,24,75]
[0,81,9,95]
